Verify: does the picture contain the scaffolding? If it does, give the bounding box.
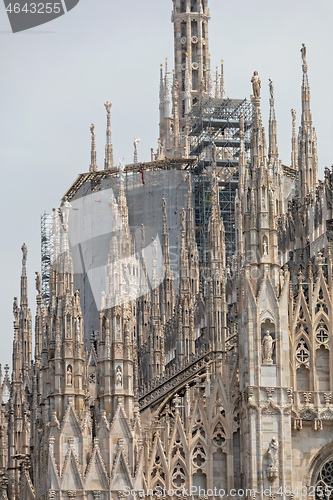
[188,97,252,266]
[41,212,53,303]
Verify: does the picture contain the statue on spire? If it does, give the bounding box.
[251,71,261,98]
[35,271,41,295]
[21,243,27,267]
[269,79,274,100]
[301,44,307,66]
[105,101,112,115]
[134,138,140,163]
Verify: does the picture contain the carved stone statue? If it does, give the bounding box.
[67,365,73,386]
[61,196,72,232]
[267,437,278,468]
[35,271,41,295]
[291,108,296,124]
[13,296,19,321]
[268,78,274,100]
[90,123,95,137]
[21,243,27,267]
[104,101,112,115]
[301,43,307,66]
[134,138,140,163]
[262,330,274,363]
[119,160,125,184]
[263,238,268,256]
[116,365,123,386]
[251,71,261,98]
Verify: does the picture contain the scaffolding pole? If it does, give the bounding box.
[188,96,252,268]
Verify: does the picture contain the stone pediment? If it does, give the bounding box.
[319,408,333,420]
[300,408,318,420]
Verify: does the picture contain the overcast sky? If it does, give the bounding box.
[1,0,333,369]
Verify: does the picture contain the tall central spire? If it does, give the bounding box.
[172,0,211,127]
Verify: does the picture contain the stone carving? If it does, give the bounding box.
[251,71,261,98]
[21,242,28,266]
[269,78,274,100]
[266,437,279,481]
[262,330,274,364]
[61,196,72,232]
[134,138,140,163]
[116,365,123,387]
[13,296,19,321]
[263,237,268,256]
[301,43,307,66]
[35,271,41,295]
[67,365,73,386]
[104,101,112,115]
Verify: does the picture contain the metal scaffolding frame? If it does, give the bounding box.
[188,97,252,267]
[41,212,53,303]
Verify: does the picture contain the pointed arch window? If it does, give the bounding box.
[315,456,333,499]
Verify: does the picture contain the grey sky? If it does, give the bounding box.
[1,0,333,368]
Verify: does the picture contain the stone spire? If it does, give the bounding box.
[215,67,221,99]
[173,76,180,155]
[207,57,213,97]
[161,199,175,322]
[250,71,267,170]
[104,101,114,170]
[268,79,278,162]
[179,209,190,295]
[298,44,318,197]
[159,64,165,146]
[164,58,171,119]
[291,109,298,170]
[220,60,226,99]
[186,176,199,296]
[20,243,28,309]
[89,123,97,172]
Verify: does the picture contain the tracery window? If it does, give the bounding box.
[151,454,165,483]
[296,338,310,367]
[316,320,329,346]
[172,463,187,488]
[315,289,328,315]
[315,456,333,499]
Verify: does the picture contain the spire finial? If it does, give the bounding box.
[268,78,278,160]
[291,109,297,170]
[133,138,140,163]
[90,124,97,172]
[104,101,114,170]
